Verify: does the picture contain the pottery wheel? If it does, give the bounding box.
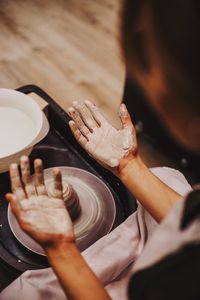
[8,167,116,255]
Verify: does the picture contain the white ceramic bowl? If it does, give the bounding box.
[0,89,44,173]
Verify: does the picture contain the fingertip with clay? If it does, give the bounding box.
[20,155,31,180]
[72,101,79,108]
[84,99,99,114]
[5,193,21,219]
[84,99,94,107]
[119,103,127,116]
[9,163,18,171]
[20,155,29,162]
[5,193,18,206]
[84,99,106,127]
[69,120,75,125]
[9,163,20,184]
[53,167,61,177]
[52,168,63,199]
[68,107,75,115]
[119,103,129,121]
[5,193,14,203]
[52,168,62,186]
[119,103,135,133]
[69,120,78,135]
[34,158,43,167]
[69,120,76,130]
[34,158,44,176]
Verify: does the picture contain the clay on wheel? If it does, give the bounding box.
[46,179,81,221]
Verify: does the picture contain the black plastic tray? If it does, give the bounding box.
[0,85,136,276]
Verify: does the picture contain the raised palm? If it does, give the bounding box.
[6,157,74,249]
[68,100,137,168]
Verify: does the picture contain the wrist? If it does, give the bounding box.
[118,154,146,180]
[45,238,77,262]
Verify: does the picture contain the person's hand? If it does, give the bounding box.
[68,100,138,171]
[6,156,74,250]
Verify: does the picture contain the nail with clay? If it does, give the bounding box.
[69,120,75,127]
[68,107,75,115]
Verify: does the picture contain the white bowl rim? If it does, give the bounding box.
[0,88,43,159]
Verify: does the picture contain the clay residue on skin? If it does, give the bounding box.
[118,128,133,151]
[20,196,73,235]
[69,100,135,169]
[9,156,74,238]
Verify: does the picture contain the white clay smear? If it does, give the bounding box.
[0,107,35,158]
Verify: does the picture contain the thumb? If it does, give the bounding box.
[119,103,134,129]
[5,193,16,202]
[5,193,21,219]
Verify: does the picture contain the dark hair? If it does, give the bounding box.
[121,0,200,112]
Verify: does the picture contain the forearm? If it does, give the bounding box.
[45,242,111,300]
[118,156,181,222]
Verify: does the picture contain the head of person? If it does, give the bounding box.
[121,0,200,154]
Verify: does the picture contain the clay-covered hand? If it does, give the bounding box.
[6,156,74,250]
[68,100,138,169]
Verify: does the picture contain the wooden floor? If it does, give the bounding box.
[0,0,124,126]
